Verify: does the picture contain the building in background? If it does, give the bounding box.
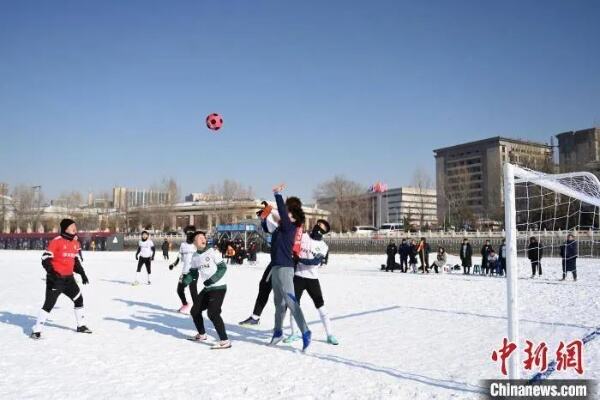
[184,193,222,202]
[112,187,171,210]
[434,137,553,228]
[556,127,600,176]
[317,186,437,230]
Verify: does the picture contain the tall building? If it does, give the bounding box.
[112,187,171,210]
[0,183,8,196]
[434,137,553,226]
[556,128,600,176]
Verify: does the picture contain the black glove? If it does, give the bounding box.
[151,257,154,261]
[42,261,53,274]
[169,264,174,270]
[135,255,138,260]
[81,273,89,285]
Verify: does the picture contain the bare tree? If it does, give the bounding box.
[411,167,433,229]
[207,179,254,201]
[11,185,45,232]
[314,176,367,233]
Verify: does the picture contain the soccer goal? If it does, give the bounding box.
[503,163,600,379]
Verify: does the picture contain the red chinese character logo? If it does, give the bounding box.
[556,340,584,375]
[523,340,548,372]
[491,337,517,376]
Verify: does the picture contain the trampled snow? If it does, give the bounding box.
[0,250,598,399]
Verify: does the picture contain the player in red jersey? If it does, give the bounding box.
[31,218,92,339]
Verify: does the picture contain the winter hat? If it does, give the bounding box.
[60,218,76,233]
[184,225,197,243]
[315,219,331,234]
[60,218,76,240]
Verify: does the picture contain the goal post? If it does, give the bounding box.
[503,162,600,379]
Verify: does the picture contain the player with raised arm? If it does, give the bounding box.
[285,219,338,345]
[267,184,312,352]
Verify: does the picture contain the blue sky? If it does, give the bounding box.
[1,0,599,202]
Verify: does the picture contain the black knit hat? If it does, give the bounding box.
[60,218,76,233]
[183,225,196,234]
[315,219,331,234]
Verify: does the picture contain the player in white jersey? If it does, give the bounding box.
[188,230,231,349]
[169,225,198,313]
[134,231,155,285]
[286,219,338,345]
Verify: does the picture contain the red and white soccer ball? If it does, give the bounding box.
[206,113,223,131]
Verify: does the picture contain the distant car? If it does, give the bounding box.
[351,226,378,236]
[378,223,404,236]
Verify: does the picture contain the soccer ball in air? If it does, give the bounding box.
[206,113,223,131]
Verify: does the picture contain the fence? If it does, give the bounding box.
[323,230,599,256]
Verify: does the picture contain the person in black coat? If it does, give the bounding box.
[527,236,543,277]
[408,239,418,273]
[460,238,473,275]
[398,239,410,273]
[161,239,170,260]
[385,241,398,272]
[480,240,494,276]
[498,238,507,277]
[560,234,578,281]
[247,241,258,264]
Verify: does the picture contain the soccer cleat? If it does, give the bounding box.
[187,333,207,342]
[211,340,232,350]
[178,304,191,314]
[239,316,260,326]
[270,330,284,346]
[77,325,92,334]
[283,334,301,344]
[30,332,41,340]
[302,330,312,352]
[327,335,339,345]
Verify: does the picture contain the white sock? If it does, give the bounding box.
[135,272,140,282]
[251,314,260,321]
[33,309,50,333]
[74,307,85,327]
[318,306,333,337]
[147,274,151,283]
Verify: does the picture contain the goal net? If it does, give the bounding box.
[503,163,600,379]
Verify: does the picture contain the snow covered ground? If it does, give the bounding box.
[0,250,598,399]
